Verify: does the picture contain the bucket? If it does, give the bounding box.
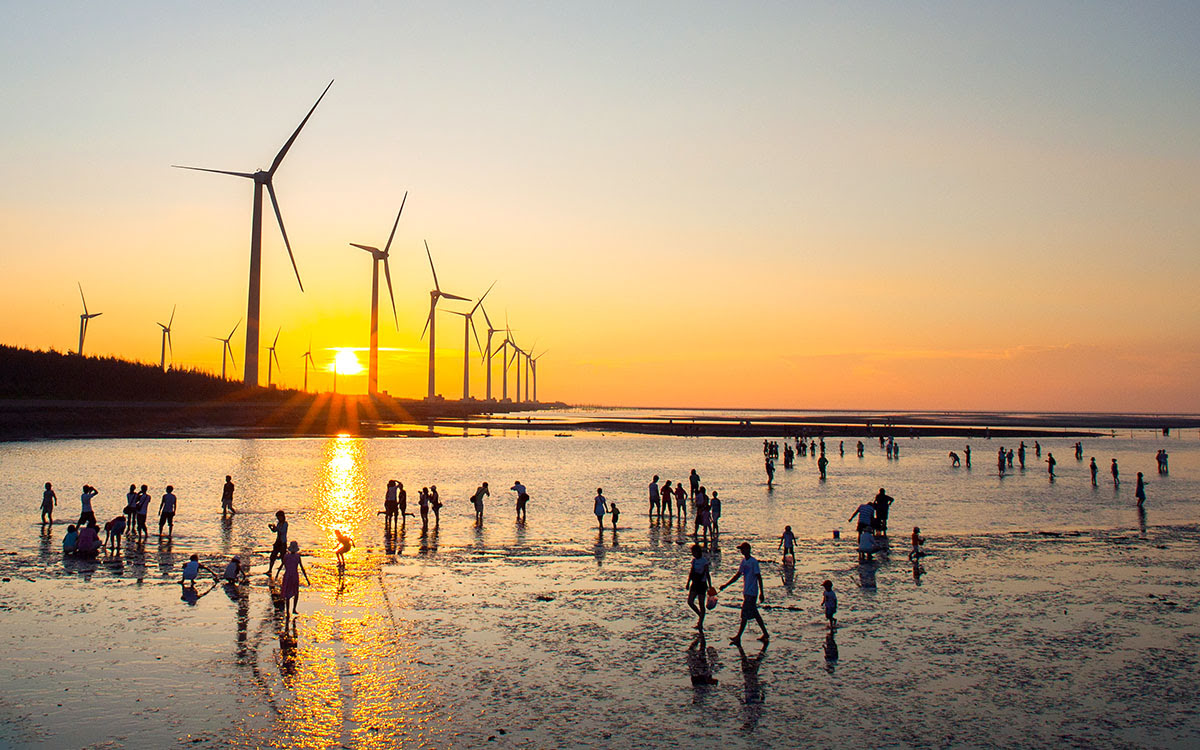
[832,530,840,540]
[706,586,719,610]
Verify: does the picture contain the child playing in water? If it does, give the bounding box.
[334,529,353,565]
[610,503,620,530]
[821,580,837,628]
[41,482,57,524]
[104,515,126,552]
[181,553,214,585]
[222,556,248,584]
[909,526,925,560]
[779,526,796,563]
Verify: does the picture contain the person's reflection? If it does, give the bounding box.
[593,529,606,567]
[780,561,795,595]
[383,524,396,557]
[912,560,925,585]
[219,514,234,555]
[736,641,767,731]
[687,633,719,696]
[611,528,619,549]
[38,524,53,562]
[824,630,839,672]
[224,582,250,665]
[858,563,877,590]
[278,617,299,681]
[648,521,661,550]
[157,537,174,576]
[1137,505,1147,535]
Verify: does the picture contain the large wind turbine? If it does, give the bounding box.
[173,80,332,388]
[420,241,469,399]
[349,193,405,396]
[157,305,176,371]
[479,305,505,401]
[446,282,495,400]
[301,342,315,392]
[211,319,241,379]
[76,283,102,356]
[508,338,525,404]
[265,328,282,388]
[524,341,537,403]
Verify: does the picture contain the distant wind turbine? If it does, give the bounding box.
[524,340,538,403]
[479,304,505,401]
[349,193,405,396]
[530,349,548,403]
[211,319,241,379]
[76,283,102,356]
[157,305,176,371]
[301,341,315,393]
[420,241,470,399]
[173,80,333,388]
[446,282,495,400]
[508,338,526,404]
[265,328,282,388]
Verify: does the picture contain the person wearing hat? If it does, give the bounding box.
[222,556,248,584]
[719,542,768,645]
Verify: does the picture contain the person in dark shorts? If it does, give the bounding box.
[158,485,177,537]
[267,510,289,577]
[221,475,236,515]
[720,542,768,645]
[41,482,57,524]
[686,543,713,629]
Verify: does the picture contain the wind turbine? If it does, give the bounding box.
[211,319,241,379]
[76,283,102,356]
[301,341,315,393]
[265,328,282,388]
[524,340,537,403]
[349,193,404,396]
[173,80,333,388]
[447,282,495,400]
[157,305,176,371]
[420,241,469,399]
[479,304,505,401]
[508,338,525,404]
[530,349,548,403]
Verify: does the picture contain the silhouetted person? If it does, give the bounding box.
[661,480,673,519]
[334,529,352,566]
[384,480,400,526]
[124,484,138,532]
[765,457,775,486]
[674,483,687,518]
[964,445,971,467]
[1046,453,1056,478]
[593,488,608,530]
[1111,458,1120,486]
[689,469,700,499]
[470,482,489,522]
[686,543,712,629]
[817,453,828,479]
[872,488,894,534]
[41,482,57,524]
[949,451,960,467]
[1018,442,1026,470]
[512,480,529,522]
[135,485,151,539]
[1090,457,1098,486]
[267,510,288,577]
[720,542,768,644]
[821,579,837,628]
[648,475,660,516]
[610,502,620,530]
[78,484,98,527]
[158,485,177,537]
[221,475,236,515]
[1135,472,1146,506]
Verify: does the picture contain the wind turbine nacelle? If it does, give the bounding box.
[253,170,271,183]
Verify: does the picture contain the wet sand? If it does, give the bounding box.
[2,523,1198,748]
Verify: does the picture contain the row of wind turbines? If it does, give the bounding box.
[72,80,548,403]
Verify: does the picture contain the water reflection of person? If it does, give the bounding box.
[912,560,925,585]
[858,564,877,590]
[278,618,299,680]
[1137,504,1147,535]
[593,529,606,567]
[824,630,839,672]
[687,633,719,693]
[735,642,766,731]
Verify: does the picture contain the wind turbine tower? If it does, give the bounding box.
[480,305,504,401]
[447,282,495,400]
[157,305,176,371]
[301,342,315,392]
[349,193,405,396]
[420,241,469,399]
[530,349,547,403]
[174,80,332,388]
[76,283,102,356]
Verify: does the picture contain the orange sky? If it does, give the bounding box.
[1,4,1198,411]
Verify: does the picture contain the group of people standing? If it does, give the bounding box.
[381,479,533,528]
[646,471,724,541]
[49,480,194,558]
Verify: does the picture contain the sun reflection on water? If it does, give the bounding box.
[314,434,371,563]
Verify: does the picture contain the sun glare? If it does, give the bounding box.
[333,349,363,375]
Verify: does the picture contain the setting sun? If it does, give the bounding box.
[333,350,363,375]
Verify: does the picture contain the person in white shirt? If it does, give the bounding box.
[720,542,768,644]
[158,485,177,537]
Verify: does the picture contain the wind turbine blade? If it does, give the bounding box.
[424,241,441,292]
[171,165,256,179]
[267,181,304,291]
[441,292,470,302]
[78,283,88,315]
[383,191,407,255]
[480,304,493,332]
[228,345,237,370]
[167,331,173,356]
[168,304,176,329]
[471,280,496,315]
[469,317,482,354]
[420,308,433,340]
[383,257,398,329]
[350,243,379,254]
[90,312,103,319]
[229,318,242,339]
[273,328,281,347]
[269,79,334,175]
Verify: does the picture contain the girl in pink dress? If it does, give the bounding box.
[281,541,311,617]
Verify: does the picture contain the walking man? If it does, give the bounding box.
[720,542,768,645]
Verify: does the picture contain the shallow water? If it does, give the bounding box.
[0,430,1197,747]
